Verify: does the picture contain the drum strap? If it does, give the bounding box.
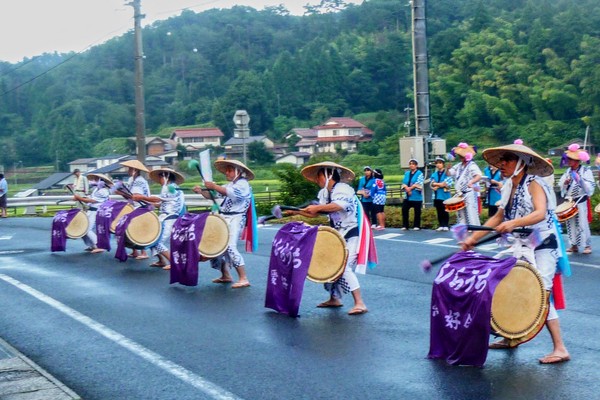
[534,233,557,251]
[344,226,359,240]
[221,211,244,215]
[89,207,98,211]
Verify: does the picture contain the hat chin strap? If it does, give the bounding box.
[499,158,524,209]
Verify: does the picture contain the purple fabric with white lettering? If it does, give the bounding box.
[114,208,152,262]
[169,213,209,286]
[428,251,516,367]
[265,222,318,317]
[96,201,129,251]
[51,209,82,252]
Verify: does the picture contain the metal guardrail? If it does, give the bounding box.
[7,195,215,215]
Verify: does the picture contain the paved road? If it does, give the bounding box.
[0,217,599,399]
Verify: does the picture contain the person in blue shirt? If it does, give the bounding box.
[357,166,375,226]
[401,159,424,230]
[370,168,387,230]
[430,157,453,231]
[484,164,503,217]
[0,173,7,218]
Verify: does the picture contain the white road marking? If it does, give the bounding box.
[0,250,24,255]
[374,233,403,240]
[570,261,600,270]
[423,238,454,244]
[0,235,13,240]
[0,273,243,400]
[476,244,500,251]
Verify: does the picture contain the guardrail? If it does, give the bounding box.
[7,195,215,215]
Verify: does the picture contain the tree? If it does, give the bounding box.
[248,141,274,164]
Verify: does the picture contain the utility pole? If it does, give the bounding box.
[411,0,431,157]
[403,105,413,136]
[128,0,146,163]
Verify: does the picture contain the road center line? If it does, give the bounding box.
[0,273,243,400]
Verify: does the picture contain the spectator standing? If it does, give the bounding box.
[401,159,424,230]
[357,167,375,226]
[0,173,8,218]
[371,169,387,230]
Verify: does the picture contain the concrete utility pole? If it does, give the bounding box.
[411,0,431,149]
[128,0,146,163]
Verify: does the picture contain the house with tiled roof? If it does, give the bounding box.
[170,128,224,158]
[296,117,374,155]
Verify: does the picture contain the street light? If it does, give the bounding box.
[233,110,250,165]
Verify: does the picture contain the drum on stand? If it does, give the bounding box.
[125,210,162,249]
[62,210,89,239]
[198,214,230,259]
[555,200,578,222]
[110,202,135,234]
[306,226,348,283]
[490,260,549,348]
[443,196,466,212]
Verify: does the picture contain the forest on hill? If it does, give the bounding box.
[1,0,599,169]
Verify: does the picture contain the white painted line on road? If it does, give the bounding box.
[0,273,243,400]
[0,235,13,240]
[375,233,403,240]
[570,261,600,270]
[476,244,500,251]
[423,238,453,244]
[0,250,24,255]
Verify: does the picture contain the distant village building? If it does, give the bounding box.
[170,128,224,159]
[275,152,311,166]
[548,138,596,157]
[294,117,374,155]
[223,135,276,159]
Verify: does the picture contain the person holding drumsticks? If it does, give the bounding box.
[193,159,253,289]
[558,144,595,254]
[460,142,570,364]
[132,168,186,270]
[287,161,368,315]
[73,173,112,254]
[430,157,453,231]
[117,159,151,260]
[446,142,482,226]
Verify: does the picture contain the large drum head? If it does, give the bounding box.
[491,261,548,343]
[125,211,161,248]
[65,210,89,239]
[307,226,348,283]
[198,214,229,258]
[110,203,135,233]
[443,196,466,212]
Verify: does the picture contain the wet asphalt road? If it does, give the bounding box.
[0,217,599,399]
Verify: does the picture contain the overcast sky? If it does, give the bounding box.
[1,0,361,63]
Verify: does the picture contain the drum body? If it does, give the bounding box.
[555,200,578,222]
[63,210,89,239]
[198,214,230,259]
[125,210,162,249]
[443,196,466,212]
[110,203,135,234]
[307,226,348,283]
[491,260,549,348]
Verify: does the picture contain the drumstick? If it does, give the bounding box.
[189,159,220,213]
[420,233,502,273]
[113,181,151,208]
[65,185,87,208]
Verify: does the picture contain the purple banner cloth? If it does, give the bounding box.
[51,209,82,252]
[169,213,209,286]
[96,201,129,251]
[428,251,516,367]
[114,208,152,262]
[265,222,318,317]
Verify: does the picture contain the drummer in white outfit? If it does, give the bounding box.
[132,168,185,270]
[447,142,482,226]
[288,161,368,316]
[73,173,112,254]
[118,159,151,260]
[558,144,595,254]
[461,142,570,364]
